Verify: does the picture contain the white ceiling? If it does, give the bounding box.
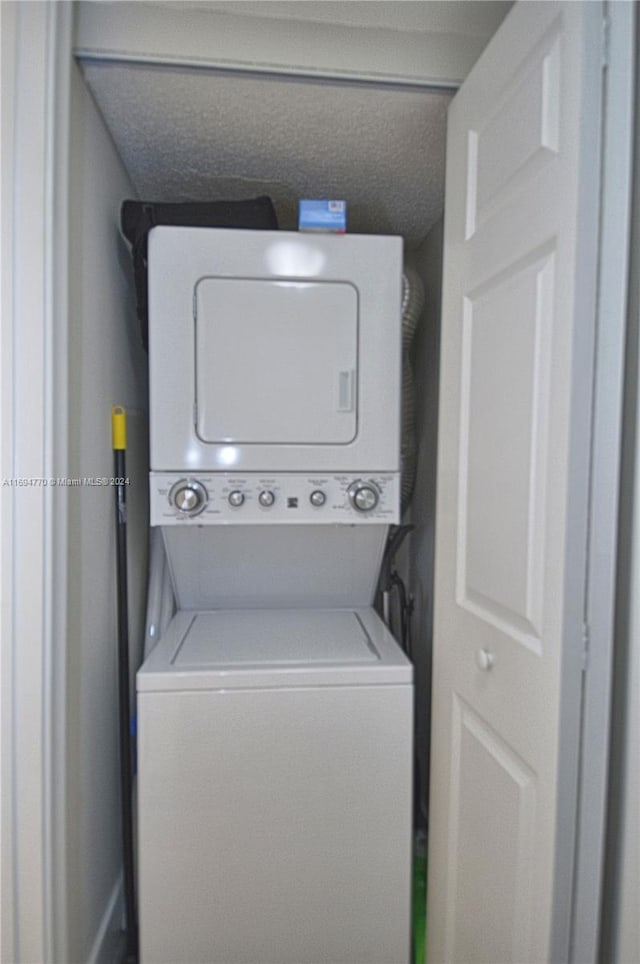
[78,2,510,245]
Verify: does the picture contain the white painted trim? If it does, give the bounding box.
[47,6,73,962]
[86,874,124,964]
[1,2,18,959]
[10,8,50,957]
[570,3,636,961]
[2,3,72,961]
[73,0,486,89]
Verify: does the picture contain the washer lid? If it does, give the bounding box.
[138,608,412,691]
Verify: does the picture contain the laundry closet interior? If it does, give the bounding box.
[65,2,511,961]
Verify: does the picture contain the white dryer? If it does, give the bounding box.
[147,227,403,477]
[137,608,413,964]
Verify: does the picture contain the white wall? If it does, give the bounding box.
[614,34,640,962]
[601,35,640,959]
[602,234,640,964]
[65,63,148,964]
[406,219,444,817]
[613,298,640,963]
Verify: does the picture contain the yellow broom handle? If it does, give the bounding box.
[112,404,127,451]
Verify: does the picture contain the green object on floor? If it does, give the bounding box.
[413,835,427,964]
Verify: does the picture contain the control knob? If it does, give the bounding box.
[228,490,245,507]
[169,479,208,516]
[310,490,326,507]
[259,490,275,507]
[347,480,380,513]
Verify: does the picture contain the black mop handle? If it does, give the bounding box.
[112,406,138,963]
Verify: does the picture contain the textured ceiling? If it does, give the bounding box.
[81,61,452,244]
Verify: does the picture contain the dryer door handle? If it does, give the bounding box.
[337,370,354,412]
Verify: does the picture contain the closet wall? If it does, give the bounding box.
[66,63,148,963]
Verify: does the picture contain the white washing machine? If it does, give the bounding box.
[137,227,412,963]
[137,608,412,964]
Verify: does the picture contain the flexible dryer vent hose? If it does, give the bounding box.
[401,266,425,513]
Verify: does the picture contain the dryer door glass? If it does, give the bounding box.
[194,278,358,445]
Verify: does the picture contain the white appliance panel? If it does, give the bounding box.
[161,525,388,610]
[150,471,399,525]
[138,685,412,964]
[148,227,402,473]
[195,278,358,445]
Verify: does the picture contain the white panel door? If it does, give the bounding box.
[428,3,603,963]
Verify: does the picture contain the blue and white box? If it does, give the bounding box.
[298,199,347,232]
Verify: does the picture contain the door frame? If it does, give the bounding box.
[569,2,636,959]
[1,3,72,962]
[0,2,634,962]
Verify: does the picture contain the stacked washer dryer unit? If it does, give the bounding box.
[137,227,413,964]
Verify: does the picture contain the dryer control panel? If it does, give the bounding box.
[150,472,400,525]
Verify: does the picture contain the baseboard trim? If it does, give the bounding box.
[86,872,123,964]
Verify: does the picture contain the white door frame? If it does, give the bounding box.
[570,2,636,960]
[0,2,633,961]
[1,3,72,962]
